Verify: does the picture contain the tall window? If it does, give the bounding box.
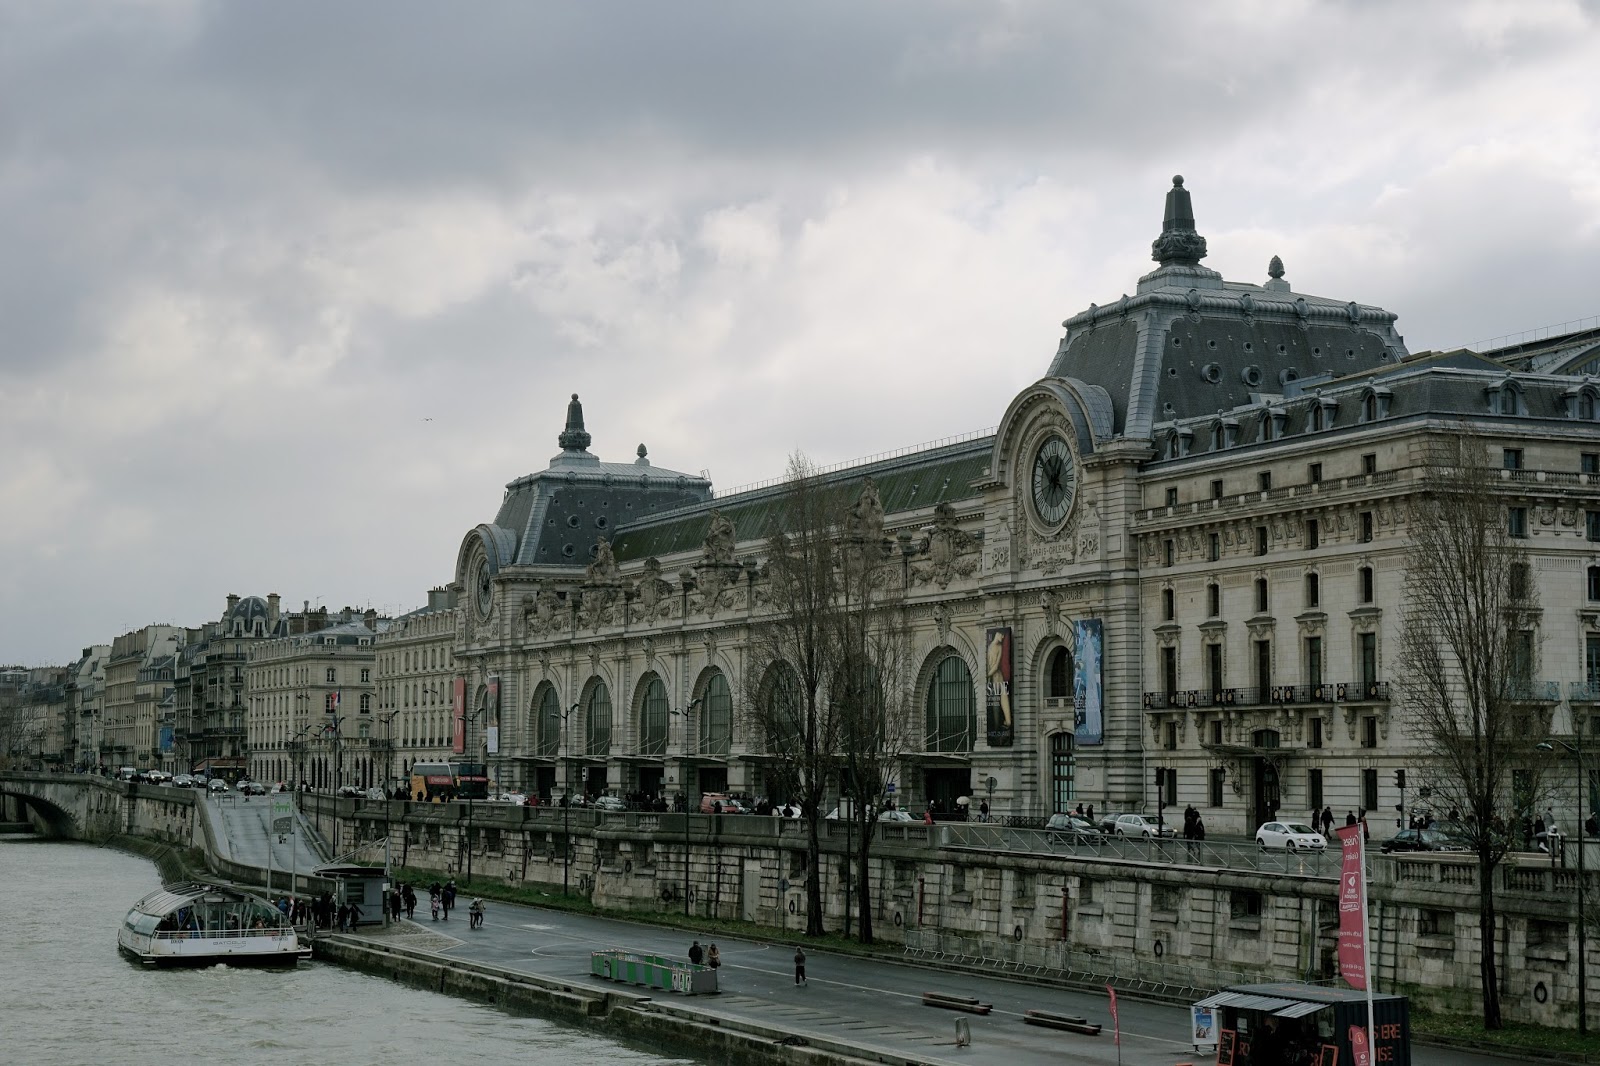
[1508,507,1528,538]
[533,685,562,757]
[1590,567,1600,602]
[925,655,975,753]
[1209,767,1225,807]
[1588,512,1600,542]
[1308,768,1324,809]
[1256,526,1269,556]
[1050,732,1075,813]
[1362,768,1379,812]
[586,681,612,757]
[1306,519,1319,550]
[1206,643,1223,696]
[1305,572,1320,608]
[1255,577,1269,613]
[701,672,733,755]
[1046,646,1073,698]
[1359,567,1375,604]
[1161,646,1178,699]
[639,676,669,755]
[1306,636,1323,691]
[359,693,371,714]
[1208,583,1221,616]
[1255,640,1272,694]
[1509,631,1534,683]
[1162,588,1175,621]
[1587,636,1600,691]
[1360,512,1374,543]
[1358,633,1378,688]
[762,663,802,751]
[1209,533,1220,562]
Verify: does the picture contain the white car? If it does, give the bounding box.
[1256,821,1327,850]
[878,809,915,823]
[592,796,626,812]
[1110,813,1176,839]
[496,792,528,805]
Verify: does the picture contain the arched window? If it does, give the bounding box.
[586,681,612,757]
[701,672,733,756]
[639,676,669,756]
[533,685,562,757]
[761,663,802,752]
[925,654,975,753]
[1045,646,1074,699]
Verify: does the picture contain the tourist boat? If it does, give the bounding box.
[117,882,309,967]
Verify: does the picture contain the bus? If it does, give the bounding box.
[408,761,491,802]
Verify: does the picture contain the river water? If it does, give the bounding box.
[0,835,691,1066]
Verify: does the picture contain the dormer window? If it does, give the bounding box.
[1258,408,1287,442]
[1487,379,1524,416]
[1162,427,1193,460]
[1307,395,1338,432]
[1358,387,1392,423]
[1563,381,1600,420]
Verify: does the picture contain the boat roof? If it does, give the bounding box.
[129,882,268,916]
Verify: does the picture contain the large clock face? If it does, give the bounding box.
[474,560,493,619]
[1031,435,1076,527]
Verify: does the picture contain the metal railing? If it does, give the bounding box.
[1144,681,1388,709]
[939,822,1343,880]
[1507,679,1560,702]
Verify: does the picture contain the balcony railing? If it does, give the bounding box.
[1507,679,1560,702]
[1571,682,1600,703]
[1144,681,1388,710]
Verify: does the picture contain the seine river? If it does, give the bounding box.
[0,835,691,1066]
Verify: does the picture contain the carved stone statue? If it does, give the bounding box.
[703,509,736,566]
[586,537,619,583]
[847,477,885,546]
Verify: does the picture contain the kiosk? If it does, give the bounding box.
[1194,982,1410,1066]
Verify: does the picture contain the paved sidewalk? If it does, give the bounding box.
[355,901,1516,1066]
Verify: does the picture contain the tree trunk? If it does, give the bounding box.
[805,813,824,936]
[857,817,875,944]
[1478,855,1503,1029]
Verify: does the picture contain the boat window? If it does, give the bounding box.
[130,912,160,935]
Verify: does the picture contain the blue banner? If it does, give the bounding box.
[1073,619,1104,746]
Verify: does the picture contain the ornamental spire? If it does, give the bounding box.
[558,393,592,452]
[1150,175,1209,267]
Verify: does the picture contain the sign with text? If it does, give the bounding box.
[1190,1004,1216,1049]
[1337,823,1368,989]
[985,627,1014,747]
[1348,1023,1371,1066]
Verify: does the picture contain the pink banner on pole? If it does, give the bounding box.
[1336,824,1368,990]
[452,676,467,755]
[1106,984,1120,1046]
[1348,1022,1371,1066]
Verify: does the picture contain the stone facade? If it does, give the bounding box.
[173,593,289,778]
[103,625,184,771]
[372,586,462,792]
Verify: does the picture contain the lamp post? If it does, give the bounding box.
[671,698,704,916]
[561,702,578,896]
[378,709,400,879]
[324,715,345,860]
[460,701,487,884]
[1540,735,1588,1036]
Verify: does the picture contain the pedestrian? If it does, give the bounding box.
[707,943,721,970]
[1360,810,1371,843]
[1346,810,1357,827]
[688,939,704,966]
[443,880,456,920]
[1194,815,1206,841]
[430,887,440,922]
[923,808,934,826]
[348,901,362,929]
[978,799,990,824]
[794,947,807,986]
[403,884,417,919]
[1086,804,1095,825]
[336,902,350,932]
[1321,807,1334,836]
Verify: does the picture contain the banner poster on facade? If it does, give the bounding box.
[984,627,1014,748]
[452,676,467,755]
[487,676,501,755]
[1336,823,1369,990]
[158,725,173,753]
[1073,618,1105,745]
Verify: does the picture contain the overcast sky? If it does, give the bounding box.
[4,1,1599,665]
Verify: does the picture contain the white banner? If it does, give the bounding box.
[486,724,500,755]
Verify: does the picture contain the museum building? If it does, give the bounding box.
[443,177,1600,834]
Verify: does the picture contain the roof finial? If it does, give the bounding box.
[1150,174,1208,267]
[558,392,592,452]
[1264,254,1290,292]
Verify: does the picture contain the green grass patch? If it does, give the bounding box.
[1413,1006,1600,1061]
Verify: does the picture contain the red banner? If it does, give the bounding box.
[1336,824,1368,990]
[1348,1023,1371,1066]
[1106,984,1120,1046]
[452,676,467,754]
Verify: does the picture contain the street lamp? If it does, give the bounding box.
[377,709,400,880]
[671,698,704,917]
[324,715,345,860]
[560,702,578,896]
[1539,736,1588,1036]
[459,701,489,884]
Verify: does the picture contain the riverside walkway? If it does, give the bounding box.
[340,901,1513,1066]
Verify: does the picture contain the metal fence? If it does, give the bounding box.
[939,822,1344,880]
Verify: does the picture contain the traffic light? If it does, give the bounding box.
[1395,768,1406,789]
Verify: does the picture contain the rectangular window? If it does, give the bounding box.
[1162,587,1175,621]
[1259,471,1273,492]
[1510,630,1534,682]
[1590,567,1600,602]
[1588,636,1600,690]
[1165,538,1176,566]
[1360,512,1374,543]
[1306,637,1323,691]
[1361,716,1378,749]
[1584,452,1600,475]
[1256,526,1269,556]
[1359,566,1375,604]
[1359,632,1378,687]
[1305,573,1320,608]
[1508,507,1528,538]
[1231,890,1263,919]
[1209,533,1220,562]
[1211,478,1225,500]
[1166,486,1179,507]
[1306,519,1319,550]
[1420,910,1454,938]
[1255,639,1272,694]
[1207,583,1221,616]
[1588,512,1600,542]
[1161,646,1178,699]
[1163,722,1177,751]
[1503,448,1524,470]
[1308,768,1323,809]
[1362,453,1378,475]
[1209,766,1225,807]
[360,668,371,683]
[326,667,337,684]
[1362,767,1379,812]
[1160,767,1178,806]
[1309,462,1323,484]
[1255,577,1269,613]
[1310,716,1325,749]
[1207,643,1223,695]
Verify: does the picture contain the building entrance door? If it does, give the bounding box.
[922,768,972,817]
[1253,757,1280,828]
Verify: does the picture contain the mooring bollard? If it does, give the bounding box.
[955,1018,970,1048]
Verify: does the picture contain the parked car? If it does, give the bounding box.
[701,793,746,814]
[592,795,626,812]
[878,809,916,823]
[1109,813,1176,839]
[1045,812,1104,841]
[1381,829,1468,854]
[1255,821,1327,850]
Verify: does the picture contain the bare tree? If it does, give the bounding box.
[1400,433,1546,1030]
[746,453,848,936]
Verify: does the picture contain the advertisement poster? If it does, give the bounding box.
[487,676,501,755]
[452,676,467,754]
[1073,618,1104,745]
[158,725,173,753]
[1190,1005,1217,1050]
[1336,824,1369,989]
[269,796,295,841]
[1348,1024,1371,1066]
[985,627,1014,748]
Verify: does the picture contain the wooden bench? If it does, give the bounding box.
[922,991,993,1015]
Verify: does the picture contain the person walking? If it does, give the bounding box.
[688,939,705,966]
[1321,806,1334,837]
[978,799,990,824]
[1345,810,1358,827]
[707,943,721,971]
[429,887,440,922]
[403,884,417,920]
[793,947,807,986]
[443,880,456,920]
[923,807,934,826]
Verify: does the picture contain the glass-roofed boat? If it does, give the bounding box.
[117,882,309,967]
